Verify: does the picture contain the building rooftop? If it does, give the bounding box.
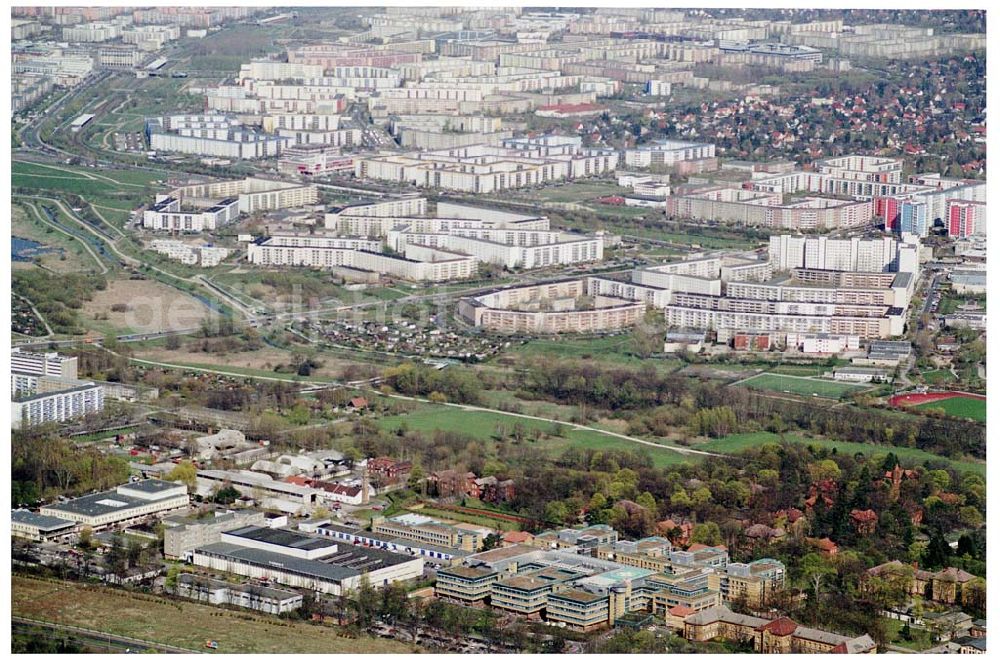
[176,573,302,602]
[12,509,77,532]
[43,482,186,518]
[437,565,498,581]
[224,525,336,551]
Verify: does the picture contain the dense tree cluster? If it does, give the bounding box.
[517,360,984,459]
[12,427,131,504]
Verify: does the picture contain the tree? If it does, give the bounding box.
[165,565,180,593]
[164,461,198,492]
[636,491,657,514]
[407,462,426,495]
[543,500,569,525]
[77,526,94,551]
[481,533,503,551]
[922,530,954,569]
[105,533,128,580]
[799,552,837,605]
[691,521,722,546]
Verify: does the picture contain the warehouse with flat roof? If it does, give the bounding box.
[40,480,189,530]
[191,526,424,596]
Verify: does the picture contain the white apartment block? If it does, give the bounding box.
[394,231,603,270]
[768,235,910,273]
[261,114,342,132]
[143,196,240,233]
[325,197,428,227]
[668,187,873,230]
[664,303,903,339]
[11,382,105,429]
[786,333,861,354]
[275,127,361,147]
[355,137,619,194]
[149,240,231,267]
[460,280,647,334]
[11,348,78,380]
[142,178,318,232]
[246,235,476,283]
[96,46,142,69]
[62,22,122,42]
[625,140,716,169]
[146,115,285,160]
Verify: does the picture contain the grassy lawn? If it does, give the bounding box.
[736,373,863,399]
[769,363,847,376]
[920,369,957,385]
[408,506,523,532]
[519,180,621,204]
[598,222,762,250]
[885,618,934,652]
[13,160,163,189]
[379,402,695,468]
[129,357,334,383]
[12,576,414,654]
[913,396,986,423]
[496,335,683,369]
[694,432,985,477]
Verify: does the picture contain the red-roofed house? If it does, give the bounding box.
[502,531,534,546]
[807,537,838,557]
[849,509,878,535]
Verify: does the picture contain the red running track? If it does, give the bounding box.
[888,391,986,408]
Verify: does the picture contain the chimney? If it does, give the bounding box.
[361,463,370,504]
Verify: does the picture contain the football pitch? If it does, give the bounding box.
[735,372,863,399]
[913,396,986,423]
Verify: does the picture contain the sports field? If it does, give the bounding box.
[889,391,986,423]
[913,397,986,423]
[736,373,862,399]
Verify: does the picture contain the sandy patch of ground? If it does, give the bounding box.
[82,279,213,334]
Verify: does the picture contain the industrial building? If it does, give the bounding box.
[191,526,424,596]
[175,573,303,615]
[40,480,189,531]
[11,510,78,542]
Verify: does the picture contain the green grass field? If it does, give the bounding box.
[525,181,621,204]
[914,396,986,423]
[920,369,957,384]
[378,402,694,468]
[694,432,984,477]
[497,335,684,369]
[737,373,863,399]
